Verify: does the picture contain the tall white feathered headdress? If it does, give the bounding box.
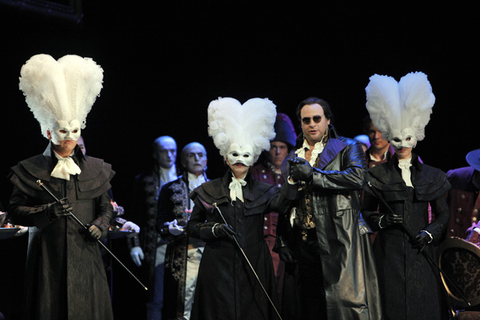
[19,54,103,139]
[365,71,435,144]
[207,97,277,161]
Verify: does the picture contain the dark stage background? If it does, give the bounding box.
[0,1,478,319]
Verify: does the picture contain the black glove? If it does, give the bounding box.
[288,157,313,182]
[273,236,296,264]
[212,223,236,240]
[411,230,432,253]
[87,224,102,241]
[47,198,72,221]
[379,212,403,228]
[277,246,296,264]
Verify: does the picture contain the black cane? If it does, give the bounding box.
[366,180,470,305]
[213,203,283,320]
[36,180,148,291]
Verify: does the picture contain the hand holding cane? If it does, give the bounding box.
[213,203,283,320]
[36,179,148,291]
[366,180,469,306]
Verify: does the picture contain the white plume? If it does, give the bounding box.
[207,97,277,160]
[365,74,401,142]
[58,55,103,129]
[398,72,435,142]
[19,54,103,138]
[365,71,434,142]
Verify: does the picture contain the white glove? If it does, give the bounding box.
[130,246,144,267]
[15,226,28,236]
[123,221,140,233]
[168,219,186,236]
[289,207,296,227]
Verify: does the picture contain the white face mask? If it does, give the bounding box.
[390,127,417,149]
[51,120,81,145]
[226,144,255,167]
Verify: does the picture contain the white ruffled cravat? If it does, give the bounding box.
[296,138,325,166]
[51,151,81,181]
[229,174,247,202]
[398,158,413,188]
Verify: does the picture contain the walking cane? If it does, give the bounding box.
[213,203,283,320]
[366,180,470,306]
[36,180,148,291]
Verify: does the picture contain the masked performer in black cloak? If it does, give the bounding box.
[187,97,297,320]
[8,54,114,320]
[362,72,451,320]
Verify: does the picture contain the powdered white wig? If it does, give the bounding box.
[207,97,277,161]
[365,71,435,143]
[19,54,103,139]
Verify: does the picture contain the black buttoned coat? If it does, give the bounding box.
[8,144,114,320]
[187,170,296,320]
[363,154,451,320]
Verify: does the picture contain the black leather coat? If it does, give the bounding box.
[280,126,382,320]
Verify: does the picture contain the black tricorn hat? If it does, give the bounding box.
[274,113,297,150]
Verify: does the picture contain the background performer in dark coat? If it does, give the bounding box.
[445,148,480,239]
[157,142,208,319]
[250,112,299,318]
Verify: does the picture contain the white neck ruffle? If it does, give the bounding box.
[398,158,413,187]
[229,174,247,202]
[51,151,81,180]
[296,139,325,166]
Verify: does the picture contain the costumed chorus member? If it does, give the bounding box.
[8,54,114,320]
[446,148,480,239]
[362,115,395,168]
[362,72,451,320]
[157,142,208,320]
[130,135,178,320]
[187,97,297,320]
